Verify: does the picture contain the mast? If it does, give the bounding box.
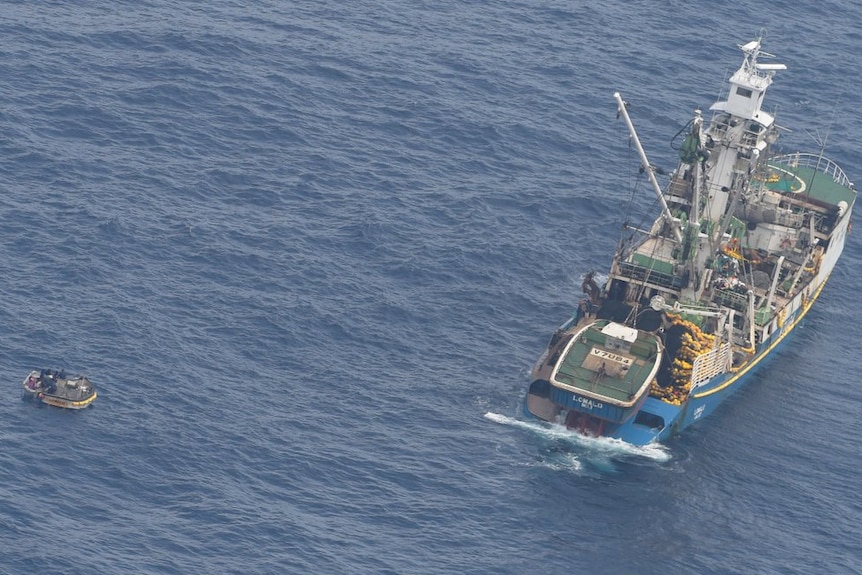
[687,110,704,227]
[705,36,785,242]
[683,110,706,300]
[614,92,684,243]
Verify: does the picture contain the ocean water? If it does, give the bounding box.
[1,1,860,574]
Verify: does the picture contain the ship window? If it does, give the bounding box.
[634,411,665,430]
[736,87,753,98]
[529,379,551,398]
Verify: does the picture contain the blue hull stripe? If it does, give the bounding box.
[692,274,829,399]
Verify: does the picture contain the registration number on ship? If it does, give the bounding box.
[573,396,604,411]
[591,348,632,366]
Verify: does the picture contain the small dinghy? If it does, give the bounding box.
[23,369,97,409]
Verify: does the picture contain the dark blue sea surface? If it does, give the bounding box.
[1,1,860,574]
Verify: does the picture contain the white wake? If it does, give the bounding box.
[484,412,671,464]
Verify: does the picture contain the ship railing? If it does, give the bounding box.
[618,262,685,290]
[691,341,732,387]
[712,287,749,312]
[770,153,852,187]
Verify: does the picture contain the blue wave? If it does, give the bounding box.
[0,1,860,574]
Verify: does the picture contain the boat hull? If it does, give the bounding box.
[526,270,833,446]
[525,38,855,446]
[23,370,98,410]
[37,392,98,409]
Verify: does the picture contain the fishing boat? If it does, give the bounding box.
[23,369,97,409]
[525,37,855,445]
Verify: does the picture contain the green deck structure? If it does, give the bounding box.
[766,157,856,208]
[551,322,660,404]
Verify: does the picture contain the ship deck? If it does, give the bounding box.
[766,160,856,209]
[551,325,659,405]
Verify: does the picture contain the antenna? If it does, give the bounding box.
[803,95,841,197]
[817,96,841,165]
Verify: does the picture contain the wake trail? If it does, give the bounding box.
[484,411,671,463]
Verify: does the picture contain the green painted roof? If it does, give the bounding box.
[552,322,659,403]
[766,157,856,208]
